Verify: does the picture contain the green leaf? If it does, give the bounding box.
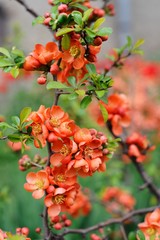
[0,122,16,130]
[85,28,96,38]
[93,17,105,30]
[11,116,20,126]
[61,34,71,50]
[71,11,83,26]
[132,49,144,55]
[99,102,108,122]
[10,67,19,78]
[68,92,78,100]
[68,76,76,87]
[75,89,85,97]
[80,95,92,109]
[20,107,32,124]
[11,48,24,57]
[127,36,132,47]
[86,63,96,74]
[95,90,105,98]
[56,27,74,37]
[136,230,145,240]
[8,134,21,142]
[46,81,69,89]
[32,16,45,26]
[0,58,14,67]
[69,3,88,11]
[82,8,93,22]
[133,39,145,49]
[0,47,11,58]
[96,27,112,36]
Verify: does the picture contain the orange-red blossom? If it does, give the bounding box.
[23,42,61,71]
[137,208,160,240]
[44,184,79,218]
[102,187,136,216]
[24,170,49,199]
[126,132,155,163]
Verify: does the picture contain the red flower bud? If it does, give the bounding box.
[37,75,47,85]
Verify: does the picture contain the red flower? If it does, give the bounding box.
[24,170,49,199]
[44,184,79,218]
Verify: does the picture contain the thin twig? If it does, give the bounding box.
[131,156,160,201]
[0,136,8,140]
[59,205,159,238]
[14,0,39,18]
[120,224,128,240]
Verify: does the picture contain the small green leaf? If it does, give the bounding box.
[68,76,76,87]
[20,107,32,124]
[96,27,112,36]
[71,11,83,26]
[0,122,16,130]
[75,89,85,96]
[95,90,105,98]
[86,63,96,74]
[11,48,24,57]
[11,116,20,126]
[46,81,69,89]
[80,95,92,109]
[133,39,145,49]
[68,92,78,100]
[0,58,14,67]
[82,8,93,22]
[132,49,144,55]
[56,27,74,37]
[61,34,71,50]
[69,3,88,11]
[99,102,108,122]
[8,134,21,142]
[85,28,96,38]
[0,47,11,58]
[126,36,132,47]
[10,67,19,78]
[93,17,105,30]
[69,2,88,11]
[32,16,45,26]
[136,230,145,240]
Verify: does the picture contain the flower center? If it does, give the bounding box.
[60,145,70,156]
[50,117,60,127]
[32,123,42,135]
[54,195,65,204]
[146,227,156,236]
[84,146,93,158]
[69,46,80,58]
[56,174,66,182]
[36,179,44,189]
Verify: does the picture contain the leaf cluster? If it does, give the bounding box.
[0,47,25,78]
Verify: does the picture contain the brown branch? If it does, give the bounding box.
[0,136,8,140]
[131,156,160,201]
[107,122,160,202]
[13,0,39,18]
[58,206,159,238]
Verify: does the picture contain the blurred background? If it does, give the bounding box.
[0,1,160,239]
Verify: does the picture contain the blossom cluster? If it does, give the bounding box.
[24,105,111,218]
[102,187,136,216]
[137,208,160,240]
[23,38,104,84]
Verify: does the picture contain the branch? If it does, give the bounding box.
[58,205,159,238]
[13,0,39,18]
[131,156,160,201]
[0,136,8,140]
[107,122,160,202]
